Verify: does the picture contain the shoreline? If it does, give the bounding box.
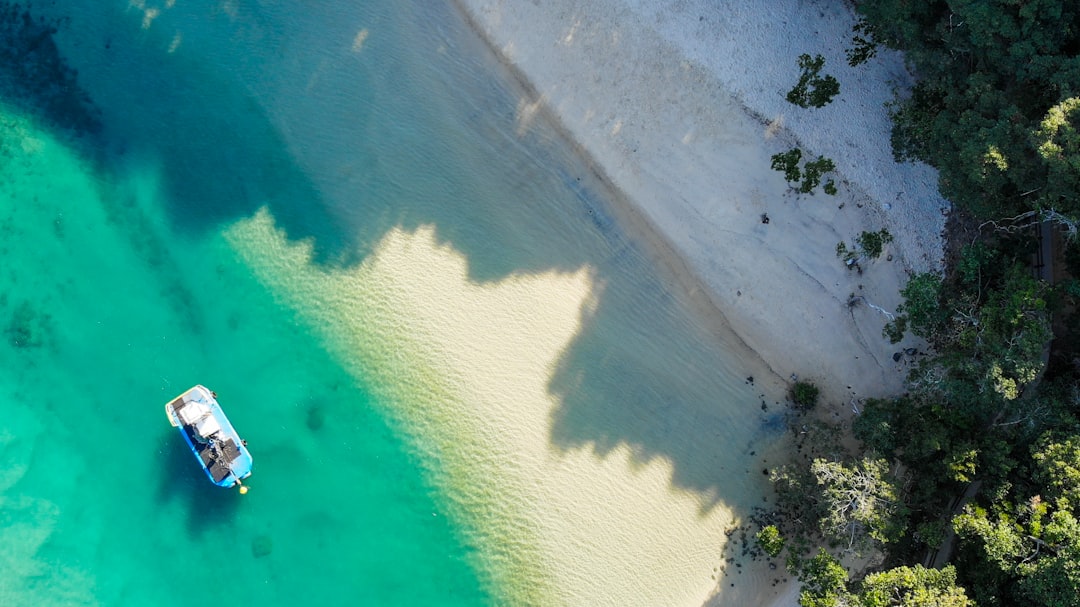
[450,1,794,397]
[451,0,945,408]
[450,1,949,604]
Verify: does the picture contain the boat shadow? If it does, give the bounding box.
[155,429,242,536]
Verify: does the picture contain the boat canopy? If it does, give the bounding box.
[178,400,210,425]
[195,414,222,439]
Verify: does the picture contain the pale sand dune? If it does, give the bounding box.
[225,211,785,606]
[452,0,944,408]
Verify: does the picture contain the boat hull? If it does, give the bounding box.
[165,385,253,488]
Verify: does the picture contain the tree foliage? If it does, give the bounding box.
[771,147,838,195]
[811,457,907,552]
[757,524,786,558]
[858,565,973,607]
[837,229,894,269]
[792,380,821,410]
[765,4,1080,605]
[950,432,1080,607]
[798,549,850,607]
[846,20,881,67]
[787,54,841,108]
[882,247,1051,407]
[857,0,1080,220]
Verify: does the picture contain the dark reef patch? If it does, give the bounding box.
[0,2,100,138]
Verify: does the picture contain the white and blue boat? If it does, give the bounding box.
[165,385,253,490]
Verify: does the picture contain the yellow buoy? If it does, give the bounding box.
[239,485,249,495]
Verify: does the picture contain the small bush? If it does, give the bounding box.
[837,229,893,269]
[756,525,785,558]
[846,20,879,67]
[856,229,893,259]
[786,54,840,108]
[800,156,837,194]
[771,148,837,195]
[771,148,803,183]
[791,380,820,410]
[882,316,907,344]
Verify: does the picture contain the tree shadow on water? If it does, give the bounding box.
[544,273,772,514]
[19,0,769,509]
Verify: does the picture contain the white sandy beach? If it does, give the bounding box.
[32,1,947,605]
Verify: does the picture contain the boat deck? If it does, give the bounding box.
[169,393,250,485]
[178,423,241,483]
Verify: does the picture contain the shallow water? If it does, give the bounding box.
[1,1,787,605]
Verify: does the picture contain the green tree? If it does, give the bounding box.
[811,457,908,552]
[772,147,804,183]
[787,54,841,108]
[837,229,894,269]
[1032,433,1080,509]
[857,565,973,607]
[846,20,880,67]
[791,380,821,410]
[950,432,1080,606]
[883,253,1051,410]
[757,524,786,558]
[771,148,838,195]
[798,549,850,607]
[802,156,837,194]
[857,0,1080,220]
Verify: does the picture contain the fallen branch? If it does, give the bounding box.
[979,208,1079,240]
[847,294,895,320]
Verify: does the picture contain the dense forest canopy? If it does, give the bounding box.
[860,0,1080,220]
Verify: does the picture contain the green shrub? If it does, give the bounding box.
[856,229,893,259]
[800,156,836,194]
[837,229,893,269]
[791,380,820,410]
[787,54,840,108]
[771,147,837,195]
[756,525,785,558]
[771,148,803,183]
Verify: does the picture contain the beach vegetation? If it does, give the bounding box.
[856,0,1080,223]
[771,147,803,183]
[786,54,840,109]
[763,2,1080,603]
[810,456,907,553]
[845,20,880,67]
[756,524,785,558]
[800,156,836,195]
[797,549,850,607]
[858,565,973,607]
[836,229,893,270]
[771,147,838,195]
[790,380,820,410]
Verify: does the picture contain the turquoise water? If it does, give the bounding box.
[1,1,784,605]
[0,108,486,604]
